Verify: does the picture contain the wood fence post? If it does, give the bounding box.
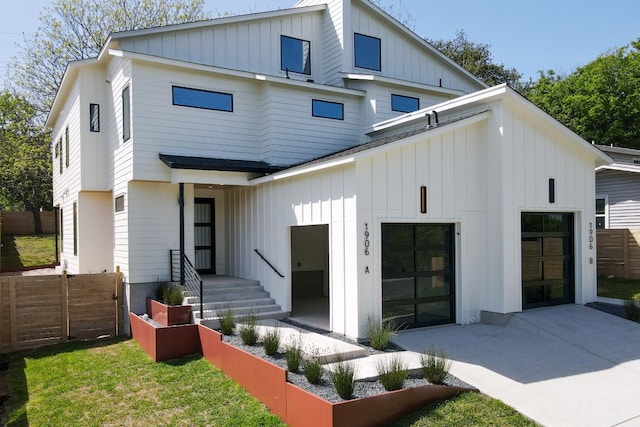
[61,271,69,342]
[115,266,122,336]
[9,277,17,352]
[624,229,630,279]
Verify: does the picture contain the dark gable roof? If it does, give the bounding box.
[159,153,285,175]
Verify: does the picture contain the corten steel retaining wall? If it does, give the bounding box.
[0,211,55,235]
[597,229,640,279]
[0,270,123,353]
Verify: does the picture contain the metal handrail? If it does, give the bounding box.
[254,249,285,278]
[170,250,203,319]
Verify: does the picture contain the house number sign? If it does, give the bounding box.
[588,222,594,265]
[364,223,370,274]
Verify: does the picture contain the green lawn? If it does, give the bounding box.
[4,337,536,427]
[0,234,55,271]
[598,277,640,300]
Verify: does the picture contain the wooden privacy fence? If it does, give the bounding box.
[597,229,640,279]
[0,270,123,354]
[0,211,55,235]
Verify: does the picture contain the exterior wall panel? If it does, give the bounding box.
[596,171,640,228]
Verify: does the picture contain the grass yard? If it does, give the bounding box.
[0,234,56,271]
[3,337,536,427]
[598,277,640,300]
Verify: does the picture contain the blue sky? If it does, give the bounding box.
[1,0,639,85]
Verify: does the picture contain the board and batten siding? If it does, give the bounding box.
[596,170,640,228]
[119,10,324,83]
[226,166,359,336]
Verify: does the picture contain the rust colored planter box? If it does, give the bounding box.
[130,312,201,362]
[198,324,476,427]
[146,298,192,326]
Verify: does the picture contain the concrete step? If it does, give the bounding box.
[199,310,289,329]
[194,303,284,319]
[186,290,271,304]
[197,298,278,311]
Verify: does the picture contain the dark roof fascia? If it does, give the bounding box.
[159,153,285,175]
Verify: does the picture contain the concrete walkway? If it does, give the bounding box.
[392,305,640,427]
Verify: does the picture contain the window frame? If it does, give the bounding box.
[280,35,311,75]
[65,127,70,168]
[122,85,131,142]
[595,195,608,229]
[59,137,63,174]
[391,94,420,113]
[72,202,78,256]
[115,195,125,213]
[89,103,100,132]
[311,99,344,121]
[172,85,234,112]
[354,32,382,71]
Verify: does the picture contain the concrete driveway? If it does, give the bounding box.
[392,305,640,427]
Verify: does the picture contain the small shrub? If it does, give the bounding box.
[238,312,258,346]
[262,327,281,356]
[286,339,303,373]
[376,355,407,391]
[624,297,640,321]
[302,355,323,385]
[329,360,355,400]
[421,346,451,384]
[156,280,184,306]
[217,307,235,335]
[364,315,397,350]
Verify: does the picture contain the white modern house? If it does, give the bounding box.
[47,0,610,339]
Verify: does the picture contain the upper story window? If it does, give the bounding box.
[172,86,233,112]
[281,35,311,75]
[391,94,420,113]
[122,86,131,142]
[596,196,608,229]
[115,195,125,212]
[89,103,100,132]
[65,127,70,168]
[312,99,344,120]
[58,137,63,174]
[354,33,381,71]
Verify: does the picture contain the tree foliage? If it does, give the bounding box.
[0,91,52,232]
[10,0,211,119]
[428,30,524,89]
[525,39,640,148]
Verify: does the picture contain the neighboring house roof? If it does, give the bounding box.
[596,163,640,174]
[159,154,285,175]
[594,144,640,157]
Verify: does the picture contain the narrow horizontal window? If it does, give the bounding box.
[115,195,125,212]
[89,103,100,132]
[172,86,233,112]
[281,35,311,75]
[391,94,420,113]
[122,86,130,142]
[312,99,344,120]
[354,33,381,71]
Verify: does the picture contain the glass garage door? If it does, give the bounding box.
[521,213,574,309]
[382,223,455,329]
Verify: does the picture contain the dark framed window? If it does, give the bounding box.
[89,103,100,132]
[281,35,311,75]
[59,138,63,174]
[65,127,70,168]
[312,99,344,120]
[54,140,59,158]
[122,86,130,142]
[115,195,125,212]
[72,202,77,256]
[391,94,420,113]
[596,197,607,229]
[60,207,64,250]
[354,33,381,71]
[172,86,233,112]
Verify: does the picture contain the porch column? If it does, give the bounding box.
[179,182,185,286]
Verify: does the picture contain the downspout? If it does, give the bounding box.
[179,183,185,287]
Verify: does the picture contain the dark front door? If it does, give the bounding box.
[194,198,215,274]
[521,213,575,309]
[382,223,455,329]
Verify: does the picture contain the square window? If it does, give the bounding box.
[311,99,344,120]
[89,103,100,132]
[354,33,381,71]
[281,35,311,75]
[391,94,420,113]
[115,195,125,212]
[172,86,233,112]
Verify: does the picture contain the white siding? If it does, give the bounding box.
[596,170,640,228]
[78,191,113,273]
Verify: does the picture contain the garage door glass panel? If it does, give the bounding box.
[382,278,415,301]
[417,302,450,324]
[417,276,451,298]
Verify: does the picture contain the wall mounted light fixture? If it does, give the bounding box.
[420,186,427,213]
[549,178,555,203]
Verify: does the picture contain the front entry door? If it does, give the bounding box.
[194,198,215,274]
[382,223,455,329]
[521,213,574,309]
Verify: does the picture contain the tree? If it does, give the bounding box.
[9,0,211,120]
[428,30,524,90]
[0,92,52,233]
[526,40,640,148]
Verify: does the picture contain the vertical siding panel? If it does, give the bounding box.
[454,128,468,214]
[429,135,443,218]
[401,145,416,218]
[441,131,455,217]
[386,150,402,217]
